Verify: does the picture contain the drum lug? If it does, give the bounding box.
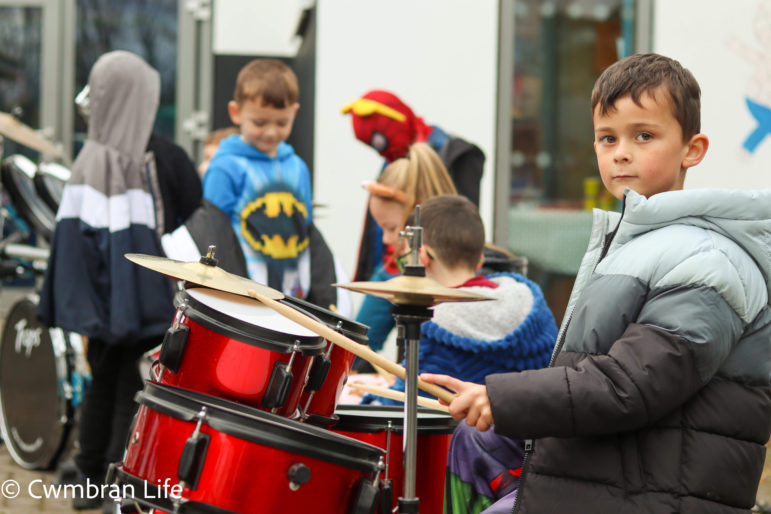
[159,325,189,373]
[262,363,293,409]
[379,479,393,514]
[375,456,391,514]
[178,434,210,490]
[287,462,311,491]
[350,478,380,514]
[177,406,209,490]
[305,354,331,392]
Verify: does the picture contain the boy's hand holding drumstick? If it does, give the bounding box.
[419,373,494,432]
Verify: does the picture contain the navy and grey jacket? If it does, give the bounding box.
[38,51,185,344]
[487,189,771,513]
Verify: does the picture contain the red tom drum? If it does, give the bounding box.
[331,405,458,514]
[110,382,385,514]
[157,287,325,417]
[281,296,369,425]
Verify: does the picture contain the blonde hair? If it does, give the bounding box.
[375,142,457,221]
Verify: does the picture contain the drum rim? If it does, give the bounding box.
[331,404,458,434]
[33,170,64,213]
[138,382,385,472]
[0,295,75,469]
[177,288,326,355]
[281,295,369,343]
[0,154,55,241]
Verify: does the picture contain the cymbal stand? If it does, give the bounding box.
[393,207,432,513]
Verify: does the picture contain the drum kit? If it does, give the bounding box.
[0,112,88,472]
[107,212,490,514]
[0,113,493,513]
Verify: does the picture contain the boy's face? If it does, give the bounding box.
[228,97,299,158]
[369,196,405,248]
[592,88,706,200]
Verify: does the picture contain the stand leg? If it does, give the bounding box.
[403,334,419,499]
[393,307,432,514]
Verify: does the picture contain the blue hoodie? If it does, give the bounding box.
[203,135,313,297]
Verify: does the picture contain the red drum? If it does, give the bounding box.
[110,382,385,514]
[281,296,369,425]
[157,287,325,417]
[331,405,457,514]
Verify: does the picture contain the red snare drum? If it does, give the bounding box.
[110,382,384,514]
[331,405,457,514]
[157,287,325,417]
[282,296,369,425]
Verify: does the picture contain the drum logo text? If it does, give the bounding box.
[13,318,42,358]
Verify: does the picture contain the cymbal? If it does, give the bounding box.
[0,112,63,159]
[334,275,493,306]
[125,253,284,300]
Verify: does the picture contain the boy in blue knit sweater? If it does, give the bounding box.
[373,194,558,512]
[389,194,557,393]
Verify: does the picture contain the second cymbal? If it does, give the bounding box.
[334,275,493,307]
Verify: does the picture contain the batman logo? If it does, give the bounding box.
[240,191,309,259]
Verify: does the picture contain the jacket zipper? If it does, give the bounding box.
[511,200,626,514]
[511,317,570,514]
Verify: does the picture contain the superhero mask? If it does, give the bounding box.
[341,90,431,162]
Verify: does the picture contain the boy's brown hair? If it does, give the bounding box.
[420,194,484,270]
[233,58,299,108]
[591,53,701,140]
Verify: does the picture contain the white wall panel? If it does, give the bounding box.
[653,0,771,190]
[314,0,499,277]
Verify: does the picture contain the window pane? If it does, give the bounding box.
[510,0,634,206]
[506,0,637,324]
[0,7,43,161]
[74,1,179,150]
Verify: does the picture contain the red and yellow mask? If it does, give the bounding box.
[341,90,431,162]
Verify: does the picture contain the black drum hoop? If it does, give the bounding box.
[281,295,369,344]
[0,155,55,241]
[33,162,69,212]
[138,382,384,473]
[176,288,325,356]
[332,405,458,434]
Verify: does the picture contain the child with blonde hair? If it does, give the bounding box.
[355,142,457,357]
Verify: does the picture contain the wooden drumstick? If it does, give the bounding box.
[247,289,456,404]
[327,303,395,378]
[347,382,450,413]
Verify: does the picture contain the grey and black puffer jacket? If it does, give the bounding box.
[487,189,771,513]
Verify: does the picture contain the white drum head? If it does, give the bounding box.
[185,288,318,339]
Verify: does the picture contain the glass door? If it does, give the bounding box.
[494,0,651,323]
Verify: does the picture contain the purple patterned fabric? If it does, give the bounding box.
[445,422,524,513]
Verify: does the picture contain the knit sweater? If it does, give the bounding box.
[380,272,557,404]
